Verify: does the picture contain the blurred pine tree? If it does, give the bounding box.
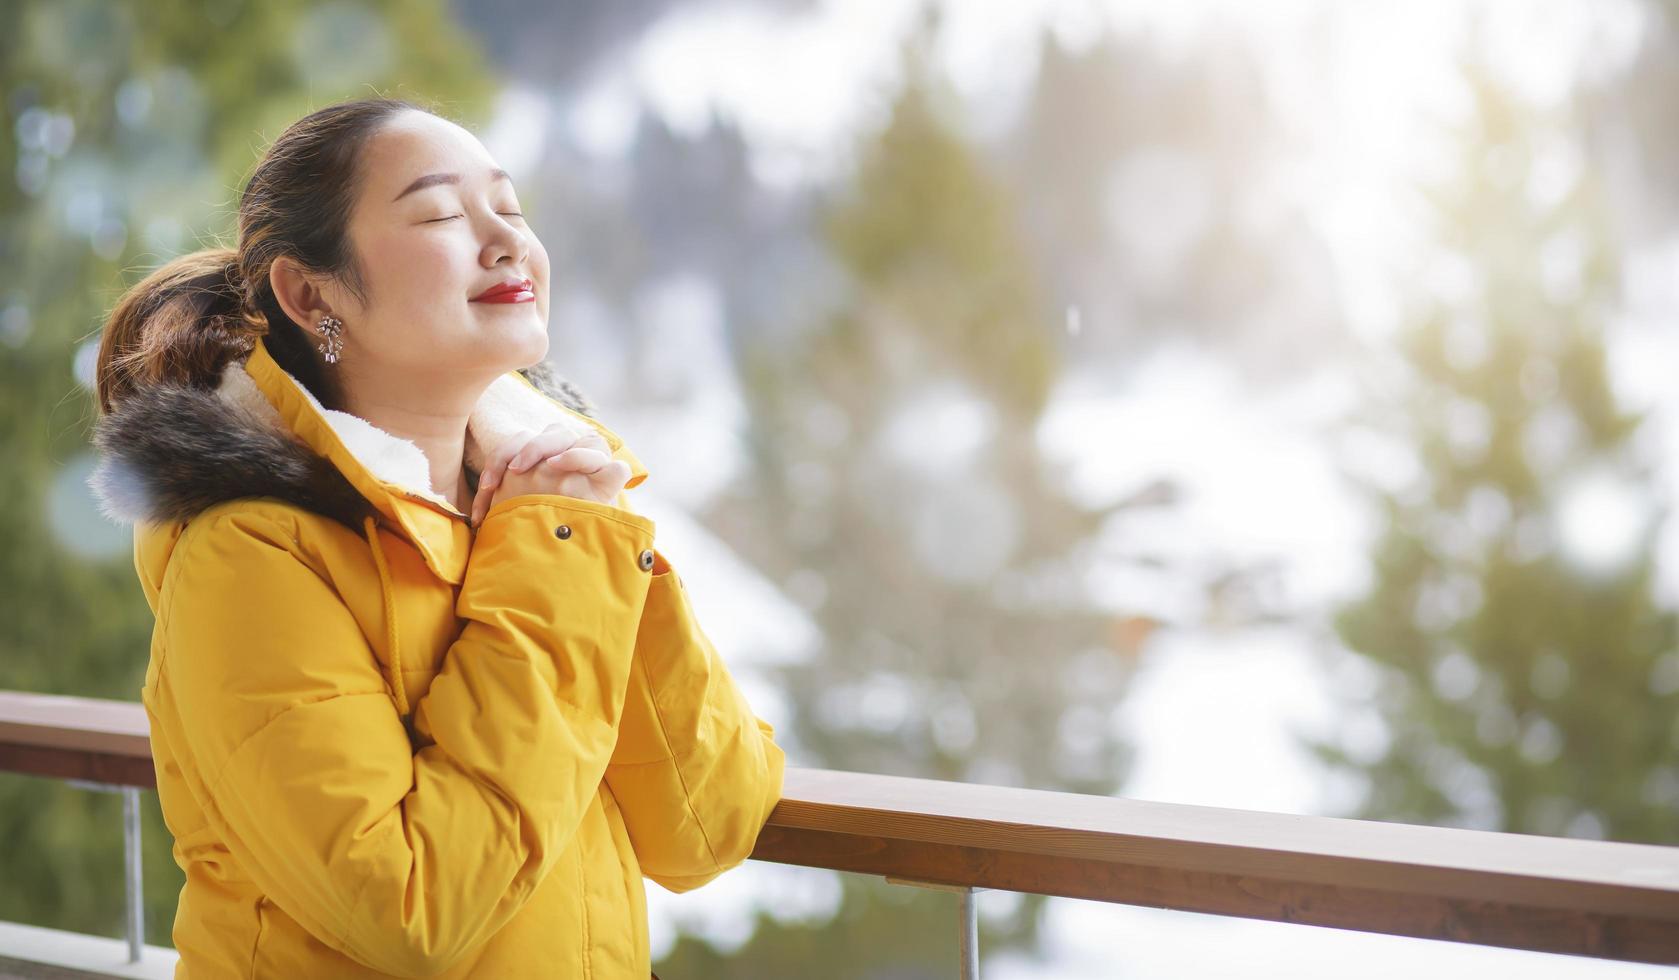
[657,11,1143,977]
[1318,63,1679,845]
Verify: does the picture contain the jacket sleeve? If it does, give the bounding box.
[603,545,787,893]
[147,496,656,977]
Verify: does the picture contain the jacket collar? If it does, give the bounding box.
[91,334,647,585]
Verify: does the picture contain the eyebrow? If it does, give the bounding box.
[392,167,512,202]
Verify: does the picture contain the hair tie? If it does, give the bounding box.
[225,260,262,325]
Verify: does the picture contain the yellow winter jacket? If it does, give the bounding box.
[97,335,785,977]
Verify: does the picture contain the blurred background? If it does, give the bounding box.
[3,0,1677,977]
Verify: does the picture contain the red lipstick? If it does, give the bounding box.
[470,277,535,303]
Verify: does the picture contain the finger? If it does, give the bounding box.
[602,461,633,502]
[508,426,598,473]
[539,449,612,503]
[589,459,630,487]
[593,461,632,499]
[471,467,504,527]
[479,428,538,492]
[470,480,492,527]
[541,446,613,473]
[577,459,632,503]
[559,463,624,504]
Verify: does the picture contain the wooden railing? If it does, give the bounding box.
[2,690,1678,971]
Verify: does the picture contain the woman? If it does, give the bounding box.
[85,96,786,978]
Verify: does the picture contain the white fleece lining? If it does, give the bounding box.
[218,359,591,509]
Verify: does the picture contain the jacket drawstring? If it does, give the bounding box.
[362,514,409,716]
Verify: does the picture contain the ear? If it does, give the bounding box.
[269,256,339,336]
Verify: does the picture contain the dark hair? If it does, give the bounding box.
[92,96,441,417]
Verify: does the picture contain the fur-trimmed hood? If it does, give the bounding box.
[88,334,649,607]
[88,337,642,534]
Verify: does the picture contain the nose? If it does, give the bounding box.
[481,216,529,270]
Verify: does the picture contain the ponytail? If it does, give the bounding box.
[92,246,264,418]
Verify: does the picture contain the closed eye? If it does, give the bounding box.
[426,213,524,223]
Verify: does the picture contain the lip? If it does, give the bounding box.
[470,277,535,303]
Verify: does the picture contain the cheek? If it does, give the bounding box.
[360,232,464,316]
[529,235,552,312]
[382,234,457,290]
[525,232,549,280]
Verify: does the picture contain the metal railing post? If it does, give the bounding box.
[67,778,146,963]
[122,786,144,962]
[957,885,978,979]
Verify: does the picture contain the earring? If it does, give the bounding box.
[316,314,344,364]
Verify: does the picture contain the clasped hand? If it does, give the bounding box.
[469,422,632,528]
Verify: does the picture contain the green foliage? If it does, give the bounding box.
[0,0,495,946]
[1319,66,1679,844]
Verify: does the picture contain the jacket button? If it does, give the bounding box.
[638,548,655,571]
[554,524,571,539]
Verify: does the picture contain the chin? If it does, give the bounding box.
[501,320,550,368]
[461,306,548,366]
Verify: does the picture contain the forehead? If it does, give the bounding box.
[360,112,503,203]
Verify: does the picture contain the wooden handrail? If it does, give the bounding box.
[0,691,154,787]
[2,691,1676,964]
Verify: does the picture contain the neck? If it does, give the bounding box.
[337,370,483,515]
